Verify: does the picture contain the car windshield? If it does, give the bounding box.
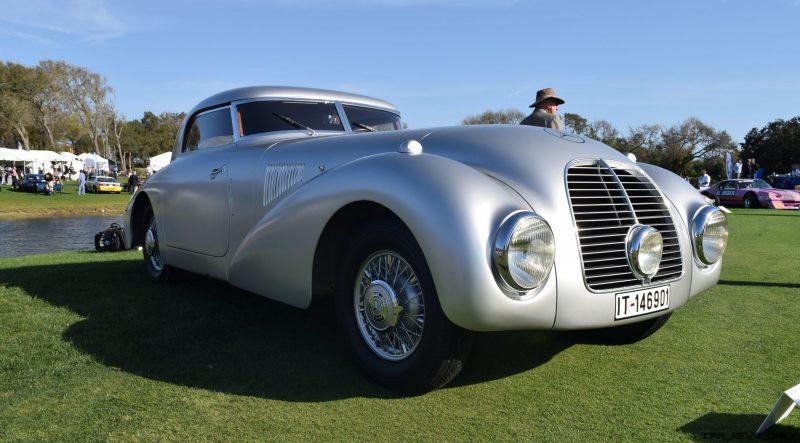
[237,101,344,136]
[97,177,117,183]
[343,105,402,132]
[740,180,771,189]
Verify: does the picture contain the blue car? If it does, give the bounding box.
[768,174,800,191]
[19,174,47,193]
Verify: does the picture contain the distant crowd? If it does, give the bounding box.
[1,163,150,195]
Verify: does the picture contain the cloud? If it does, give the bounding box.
[0,28,59,47]
[0,0,126,43]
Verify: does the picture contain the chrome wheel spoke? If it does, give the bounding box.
[354,251,425,361]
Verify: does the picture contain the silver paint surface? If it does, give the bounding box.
[125,87,722,332]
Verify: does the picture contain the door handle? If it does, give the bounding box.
[209,167,224,180]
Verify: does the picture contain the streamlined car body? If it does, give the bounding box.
[124,86,729,394]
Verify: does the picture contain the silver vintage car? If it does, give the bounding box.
[124,86,729,394]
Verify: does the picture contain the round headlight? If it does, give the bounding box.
[493,212,555,292]
[692,206,729,265]
[627,225,663,279]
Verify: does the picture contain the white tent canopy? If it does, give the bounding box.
[77,153,110,172]
[0,147,35,162]
[149,152,172,172]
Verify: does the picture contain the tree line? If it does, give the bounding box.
[0,60,182,172]
[462,109,800,182]
[3,59,797,180]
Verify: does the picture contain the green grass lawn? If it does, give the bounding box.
[1,209,799,441]
[0,181,130,218]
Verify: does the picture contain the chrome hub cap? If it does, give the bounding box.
[364,281,401,331]
[145,219,163,272]
[354,251,425,361]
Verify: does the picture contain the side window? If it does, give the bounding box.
[343,105,402,132]
[721,182,736,190]
[184,108,234,152]
[236,101,344,136]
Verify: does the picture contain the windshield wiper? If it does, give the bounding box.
[351,121,377,132]
[273,112,315,135]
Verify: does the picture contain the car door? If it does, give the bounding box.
[161,107,235,257]
[718,181,737,205]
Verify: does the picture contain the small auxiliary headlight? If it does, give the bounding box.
[691,206,729,265]
[627,225,663,279]
[493,212,555,293]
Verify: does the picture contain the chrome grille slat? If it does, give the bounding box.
[567,160,684,292]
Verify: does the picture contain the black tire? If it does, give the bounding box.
[585,312,672,344]
[743,193,760,209]
[143,212,173,282]
[335,217,473,395]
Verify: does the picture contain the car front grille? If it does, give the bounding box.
[566,160,683,292]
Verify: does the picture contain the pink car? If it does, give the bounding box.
[702,179,800,209]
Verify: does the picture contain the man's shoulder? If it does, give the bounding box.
[521,109,555,126]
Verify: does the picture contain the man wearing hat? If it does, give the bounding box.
[520,87,565,130]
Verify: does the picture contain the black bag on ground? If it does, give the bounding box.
[95,223,126,252]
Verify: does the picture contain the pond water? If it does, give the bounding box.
[0,215,124,258]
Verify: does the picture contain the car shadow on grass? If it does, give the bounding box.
[0,255,580,401]
[718,280,800,289]
[678,412,800,442]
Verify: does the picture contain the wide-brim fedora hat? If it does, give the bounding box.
[529,87,565,107]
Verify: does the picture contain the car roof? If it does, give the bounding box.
[190,86,400,116]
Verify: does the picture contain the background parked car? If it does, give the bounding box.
[88,176,123,194]
[18,174,47,193]
[702,178,800,209]
[767,174,800,191]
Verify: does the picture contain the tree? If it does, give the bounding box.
[0,62,37,149]
[563,113,590,135]
[32,61,69,150]
[42,60,113,156]
[629,118,736,177]
[740,117,800,174]
[462,109,525,125]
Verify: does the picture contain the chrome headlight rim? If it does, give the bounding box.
[691,205,729,266]
[492,211,555,294]
[626,225,664,280]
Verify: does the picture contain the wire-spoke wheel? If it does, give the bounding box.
[354,251,425,361]
[336,216,472,395]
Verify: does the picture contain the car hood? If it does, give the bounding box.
[267,124,637,214]
[414,125,632,212]
[761,188,800,199]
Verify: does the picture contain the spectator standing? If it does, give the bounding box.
[11,167,18,190]
[742,158,752,179]
[751,158,761,179]
[520,87,565,130]
[698,169,711,188]
[128,171,140,194]
[734,158,742,179]
[77,169,86,196]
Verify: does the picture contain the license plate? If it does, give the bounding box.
[614,285,670,320]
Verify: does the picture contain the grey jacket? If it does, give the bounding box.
[520,108,563,130]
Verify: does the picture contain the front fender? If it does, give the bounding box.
[227,151,559,331]
[638,162,723,297]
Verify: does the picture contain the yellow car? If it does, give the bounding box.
[88,176,122,193]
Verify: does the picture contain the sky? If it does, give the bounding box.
[1,0,798,144]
